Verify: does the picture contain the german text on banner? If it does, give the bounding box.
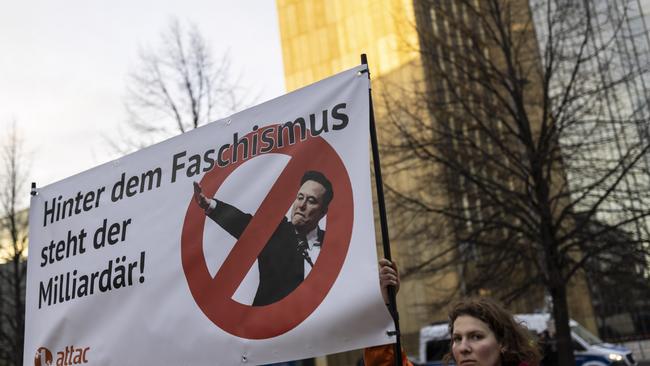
[25,65,395,366]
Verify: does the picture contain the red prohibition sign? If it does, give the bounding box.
[181,125,353,339]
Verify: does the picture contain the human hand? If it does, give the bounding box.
[379,258,400,305]
[193,181,210,210]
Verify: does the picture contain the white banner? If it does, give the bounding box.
[25,65,395,366]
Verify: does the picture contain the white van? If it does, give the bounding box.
[418,313,638,366]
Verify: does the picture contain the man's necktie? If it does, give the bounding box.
[296,235,314,268]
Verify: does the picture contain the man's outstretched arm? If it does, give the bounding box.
[192,181,252,238]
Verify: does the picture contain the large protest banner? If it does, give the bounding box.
[24,65,395,365]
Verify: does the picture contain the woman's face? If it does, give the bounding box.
[451,315,502,366]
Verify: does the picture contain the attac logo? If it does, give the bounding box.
[34,345,90,366]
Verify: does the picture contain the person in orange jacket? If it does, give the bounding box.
[364,260,540,366]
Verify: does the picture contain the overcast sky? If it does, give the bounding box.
[0,0,285,193]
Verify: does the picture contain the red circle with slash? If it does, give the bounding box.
[181,126,353,339]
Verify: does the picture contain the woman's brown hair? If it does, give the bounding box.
[443,298,541,366]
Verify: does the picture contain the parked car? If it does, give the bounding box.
[417,313,638,366]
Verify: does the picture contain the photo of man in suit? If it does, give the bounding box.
[192,170,333,306]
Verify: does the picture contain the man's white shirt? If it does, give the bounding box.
[303,226,322,277]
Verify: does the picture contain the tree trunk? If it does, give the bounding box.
[551,284,576,366]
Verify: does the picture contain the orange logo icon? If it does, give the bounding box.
[34,347,52,366]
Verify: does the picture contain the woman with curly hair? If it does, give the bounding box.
[364,260,540,366]
[444,297,541,366]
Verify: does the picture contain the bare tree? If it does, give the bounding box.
[0,123,29,366]
[115,18,248,151]
[381,1,650,365]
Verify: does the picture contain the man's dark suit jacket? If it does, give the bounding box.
[207,200,325,306]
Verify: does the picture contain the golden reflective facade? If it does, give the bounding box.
[278,0,419,92]
[278,2,437,362]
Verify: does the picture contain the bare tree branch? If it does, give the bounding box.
[112,18,252,152]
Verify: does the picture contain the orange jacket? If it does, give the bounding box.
[363,344,413,366]
[364,344,533,366]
